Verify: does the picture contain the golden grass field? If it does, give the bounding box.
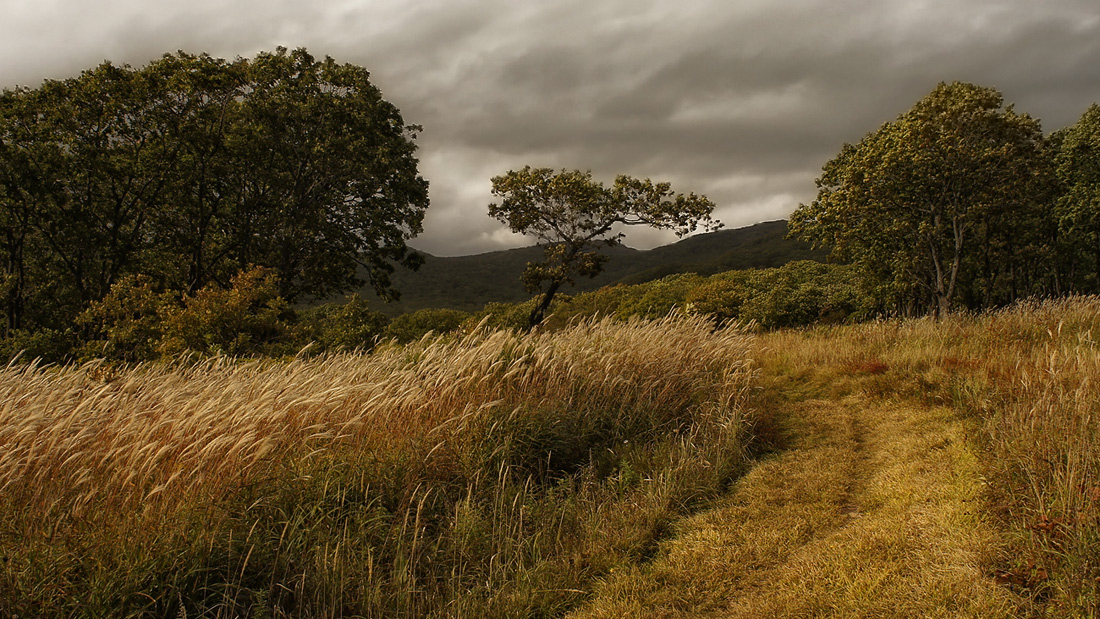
[1,299,1098,617]
[0,315,753,617]
[740,297,1100,617]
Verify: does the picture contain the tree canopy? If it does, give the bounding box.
[789,82,1051,316]
[0,48,428,334]
[1053,104,1100,290]
[489,166,719,327]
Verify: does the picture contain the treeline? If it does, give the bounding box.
[0,265,470,363]
[1,260,864,364]
[0,48,428,336]
[790,82,1100,316]
[6,63,1100,359]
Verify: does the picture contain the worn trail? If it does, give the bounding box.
[570,371,1031,617]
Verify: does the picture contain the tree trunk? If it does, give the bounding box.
[1094,243,1100,294]
[2,230,25,335]
[527,279,563,331]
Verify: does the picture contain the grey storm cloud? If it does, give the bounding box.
[3,0,1100,255]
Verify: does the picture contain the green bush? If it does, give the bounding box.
[74,268,303,361]
[382,308,470,344]
[0,328,78,365]
[76,274,177,362]
[554,285,636,322]
[553,275,702,325]
[552,262,871,331]
[466,296,574,333]
[612,273,704,320]
[684,271,754,328]
[299,294,390,352]
[736,261,868,329]
[158,267,298,357]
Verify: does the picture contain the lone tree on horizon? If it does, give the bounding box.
[489,166,720,329]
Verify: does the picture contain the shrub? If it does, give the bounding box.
[612,273,704,320]
[737,261,868,329]
[382,308,470,344]
[556,284,636,321]
[467,295,574,332]
[158,266,298,357]
[75,274,177,362]
[299,294,390,352]
[0,328,78,365]
[684,271,754,327]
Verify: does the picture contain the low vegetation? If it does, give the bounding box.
[753,297,1100,615]
[0,315,753,617]
[0,260,867,365]
[1,294,1097,616]
[556,297,1097,617]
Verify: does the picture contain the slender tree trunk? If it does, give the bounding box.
[528,279,563,331]
[929,238,947,318]
[2,230,25,335]
[1094,243,1100,294]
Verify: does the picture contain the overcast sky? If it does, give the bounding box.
[3,1,1100,256]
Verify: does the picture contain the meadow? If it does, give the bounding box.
[1,298,1098,617]
[750,296,1100,616]
[0,316,753,617]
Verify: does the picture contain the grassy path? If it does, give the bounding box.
[569,353,1033,617]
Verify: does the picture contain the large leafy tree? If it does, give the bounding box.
[0,48,428,332]
[1053,103,1100,291]
[36,62,175,312]
[228,48,429,301]
[789,82,1049,316]
[489,166,719,328]
[141,52,251,294]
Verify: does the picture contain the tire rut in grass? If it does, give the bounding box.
[569,392,1033,618]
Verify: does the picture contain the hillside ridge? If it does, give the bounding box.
[360,220,826,315]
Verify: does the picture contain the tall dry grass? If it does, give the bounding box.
[0,315,753,617]
[759,296,1100,615]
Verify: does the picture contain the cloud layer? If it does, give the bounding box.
[3,0,1100,255]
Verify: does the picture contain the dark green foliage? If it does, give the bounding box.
[381,307,470,343]
[299,294,390,352]
[0,328,77,365]
[0,48,427,334]
[489,167,719,328]
[1053,104,1100,292]
[790,82,1055,316]
[726,261,870,329]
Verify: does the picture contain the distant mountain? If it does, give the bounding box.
[356,220,827,315]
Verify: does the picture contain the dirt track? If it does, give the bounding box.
[571,375,1032,618]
